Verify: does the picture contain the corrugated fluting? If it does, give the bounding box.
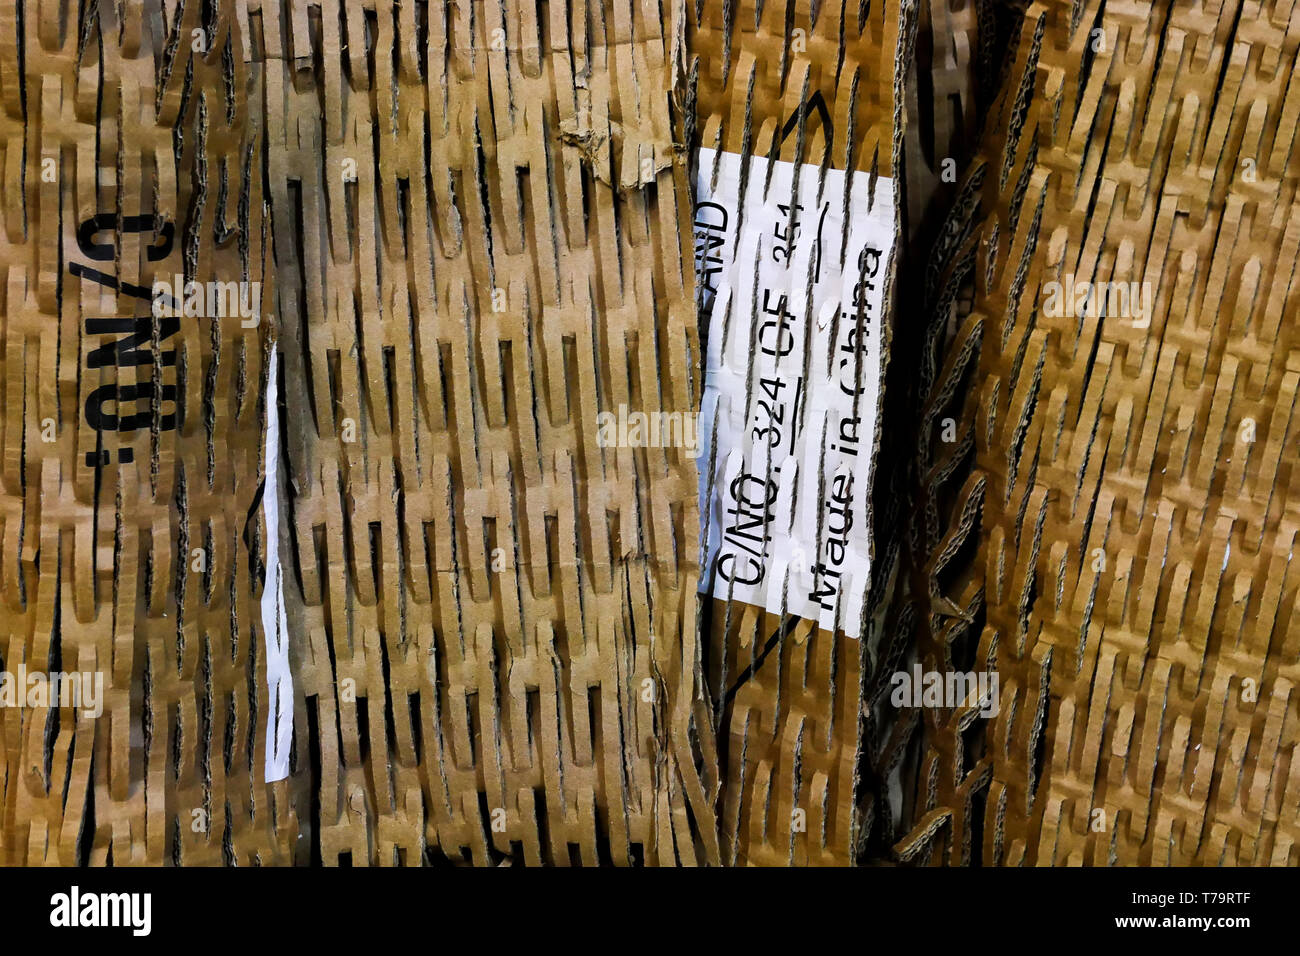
[0,1,293,863]
[2,0,1298,868]
[889,0,1300,865]
[264,0,716,865]
[687,0,915,866]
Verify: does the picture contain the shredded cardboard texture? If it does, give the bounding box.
[3,0,1299,871]
[0,2,294,863]
[901,0,980,244]
[888,0,1300,865]
[265,0,715,865]
[689,0,914,866]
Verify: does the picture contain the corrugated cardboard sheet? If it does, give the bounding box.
[0,0,294,863]
[889,0,1300,865]
[267,0,715,865]
[689,0,914,866]
[2,0,1299,868]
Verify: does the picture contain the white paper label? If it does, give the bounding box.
[694,148,894,639]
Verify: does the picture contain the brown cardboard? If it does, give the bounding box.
[689,0,915,866]
[0,1,294,863]
[889,0,1300,866]
[7,0,1295,872]
[263,0,714,865]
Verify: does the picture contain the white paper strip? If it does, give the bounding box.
[694,148,895,639]
[261,342,293,781]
